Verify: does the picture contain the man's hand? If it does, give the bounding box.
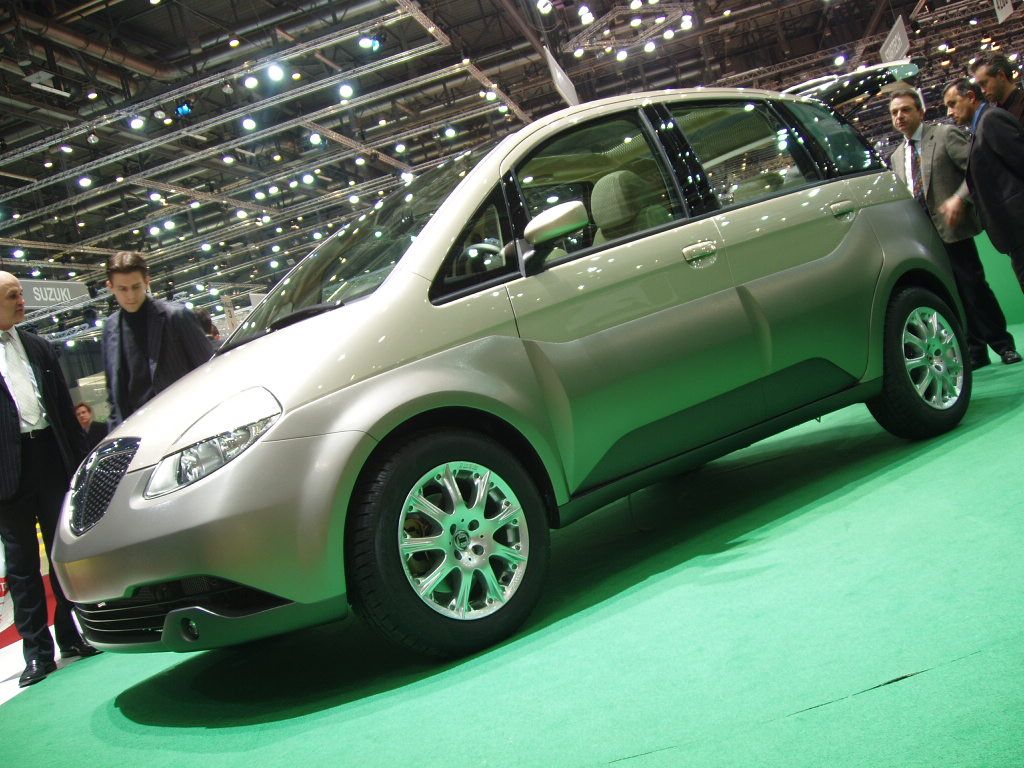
[940,195,966,228]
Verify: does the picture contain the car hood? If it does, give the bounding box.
[103,271,426,469]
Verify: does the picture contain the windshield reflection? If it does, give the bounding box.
[224,147,490,349]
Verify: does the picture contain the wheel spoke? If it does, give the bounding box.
[903,330,928,355]
[914,367,935,398]
[480,501,521,536]
[416,558,456,598]
[407,490,448,526]
[439,465,465,509]
[479,563,507,605]
[491,542,527,565]
[470,469,492,511]
[452,570,475,617]
[401,533,446,555]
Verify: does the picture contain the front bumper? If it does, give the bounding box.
[53,429,371,651]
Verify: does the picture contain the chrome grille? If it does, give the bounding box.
[69,438,141,536]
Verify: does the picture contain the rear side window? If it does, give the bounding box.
[514,112,684,256]
[669,101,819,208]
[785,100,884,176]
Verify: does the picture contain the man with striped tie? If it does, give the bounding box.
[0,271,99,688]
[888,89,1020,369]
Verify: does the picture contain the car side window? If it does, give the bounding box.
[669,101,818,208]
[784,100,884,176]
[515,112,683,256]
[431,187,517,300]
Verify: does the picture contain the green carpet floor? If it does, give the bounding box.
[4,338,1024,767]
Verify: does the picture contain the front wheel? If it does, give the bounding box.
[867,286,971,440]
[346,430,550,657]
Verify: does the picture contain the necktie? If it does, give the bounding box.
[1,331,42,428]
[909,139,925,205]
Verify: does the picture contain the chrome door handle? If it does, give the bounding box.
[829,200,855,218]
[682,240,718,263]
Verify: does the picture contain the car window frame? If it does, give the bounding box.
[655,96,826,216]
[773,97,887,180]
[504,107,689,273]
[428,184,521,305]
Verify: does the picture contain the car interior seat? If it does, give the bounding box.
[591,170,674,246]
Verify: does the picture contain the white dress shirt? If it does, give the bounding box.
[0,326,50,433]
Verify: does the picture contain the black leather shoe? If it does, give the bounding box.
[61,640,101,659]
[1000,349,1023,365]
[971,356,991,370]
[18,659,57,688]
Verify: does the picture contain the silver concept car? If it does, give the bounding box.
[53,88,970,657]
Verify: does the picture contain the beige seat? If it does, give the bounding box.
[591,170,674,246]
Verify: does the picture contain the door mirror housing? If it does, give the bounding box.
[521,201,589,276]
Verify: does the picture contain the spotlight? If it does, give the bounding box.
[78,176,92,188]
[443,126,457,138]
[267,64,284,81]
[536,0,553,14]
[222,82,234,95]
[243,76,259,89]
[242,117,257,130]
[302,173,315,184]
[339,83,354,99]
[86,132,99,144]
[153,109,166,119]
[309,132,322,145]
[834,54,846,66]
[228,38,240,47]
[149,192,162,201]
[87,90,98,100]
[175,100,193,117]
[358,31,386,52]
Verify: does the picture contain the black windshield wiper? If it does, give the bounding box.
[267,301,343,332]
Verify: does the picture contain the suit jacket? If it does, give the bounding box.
[999,88,1024,125]
[965,105,1024,255]
[0,329,86,500]
[102,297,213,429]
[889,122,981,243]
[82,420,107,452]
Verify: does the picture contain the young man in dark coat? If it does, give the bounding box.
[0,271,100,687]
[103,252,213,429]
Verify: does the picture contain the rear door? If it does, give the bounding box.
[501,109,762,493]
[666,97,887,416]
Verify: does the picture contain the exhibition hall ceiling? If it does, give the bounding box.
[0,0,1019,338]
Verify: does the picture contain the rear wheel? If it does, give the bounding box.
[867,286,971,439]
[346,430,550,657]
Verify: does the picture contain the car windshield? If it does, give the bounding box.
[224,147,490,349]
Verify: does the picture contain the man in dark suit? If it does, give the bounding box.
[942,79,1024,291]
[888,89,1020,368]
[0,271,99,687]
[103,252,213,429]
[74,401,107,452]
[970,53,1024,124]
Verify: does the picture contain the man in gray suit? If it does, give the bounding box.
[888,89,1020,368]
[0,271,99,687]
[103,252,213,428]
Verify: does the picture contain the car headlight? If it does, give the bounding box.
[144,388,281,498]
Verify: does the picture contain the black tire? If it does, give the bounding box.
[867,286,971,440]
[346,430,550,657]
